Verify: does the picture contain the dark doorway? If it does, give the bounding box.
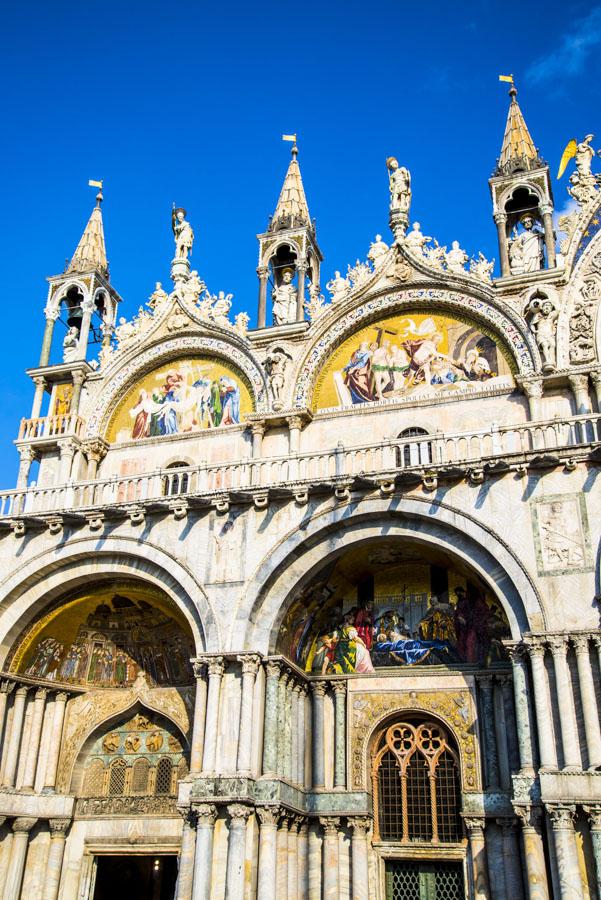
[93,855,178,900]
[385,860,465,900]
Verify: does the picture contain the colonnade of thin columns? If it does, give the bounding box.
[0,816,70,900]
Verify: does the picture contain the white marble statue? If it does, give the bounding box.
[147,282,169,310]
[405,222,431,254]
[387,158,411,217]
[63,326,80,362]
[367,234,389,268]
[211,291,233,327]
[445,241,468,274]
[508,216,544,274]
[326,271,350,304]
[234,311,250,337]
[526,297,559,371]
[424,241,446,269]
[272,270,297,326]
[576,134,597,178]
[469,252,495,282]
[305,282,327,320]
[172,207,194,259]
[264,348,289,404]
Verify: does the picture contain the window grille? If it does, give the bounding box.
[108,759,127,796]
[131,757,150,794]
[155,757,173,795]
[83,758,105,796]
[372,720,462,843]
[162,464,190,496]
[385,861,464,900]
[396,428,432,468]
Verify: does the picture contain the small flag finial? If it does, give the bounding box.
[498,74,514,84]
[88,178,104,206]
[282,133,298,158]
[499,74,517,98]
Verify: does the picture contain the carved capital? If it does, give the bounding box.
[493,212,508,225]
[546,634,568,657]
[286,415,305,432]
[192,660,207,680]
[15,686,29,699]
[572,635,591,656]
[71,370,86,387]
[547,804,576,828]
[311,682,328,699]
[207,658,225,678]
[264,661,282,680]
[0,680,15,696]
[194,803,217,827]
[55,691,69,704]
[81,438,108,462]
[514,805,543,830]
[463,816,486,838]
[238,653,261,677]
[332,681,347,698]
[505,642,527,665]
[227,803,253,824]
[13,817,37,834]
[526,641,546,661]
[256,805,281,827]
[48,818,70,837]
[583,805,601,831]
[44,304,60,321]
[251,421,266,437]
[539,204,554,217]
[35,687,48,701]
[348,816,371,837]
[319,817,340,838]
[521,378,543,399]
[569,373,590,392]
[590,369,601,386]
[33,375,47,390]
[18,445,38,464]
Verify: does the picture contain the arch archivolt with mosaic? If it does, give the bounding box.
[350,689,480,795]
[86,334,269,438]
[294,289,538,409]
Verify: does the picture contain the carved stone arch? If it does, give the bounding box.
[0,537,219,665]
[497,181,545,213]
[233,496,546,652]
[53,278,91,305]
[260,236,303,268]
[84,333,269,438]
[354,698,480,796]
[291,288,537,409]
[65,698,190,796]
[562,223,601,367]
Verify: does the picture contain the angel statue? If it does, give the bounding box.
[172,206,194,259]
[558,134,601,205]
[525,296,559,372]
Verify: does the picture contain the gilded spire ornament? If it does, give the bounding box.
[67,180,108,276]
[496,77,541,175]
[270,136,311,231]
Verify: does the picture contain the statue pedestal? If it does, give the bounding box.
[389,210,409,242]
[171,257,191,282]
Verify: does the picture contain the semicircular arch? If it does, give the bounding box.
[292,289,538,409]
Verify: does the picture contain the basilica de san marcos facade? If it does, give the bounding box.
[0,85,600,900]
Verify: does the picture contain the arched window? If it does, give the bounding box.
[131,757,150,794]
[108,759,127,797]
[83,758,105,796]
[396,428,433,468]
[155,758,173,795]
[372,720,462,843]
[162,462,190,496]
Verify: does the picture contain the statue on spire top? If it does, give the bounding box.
[172,206,194,259]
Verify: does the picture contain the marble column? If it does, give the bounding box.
[547,636,580,770]
[277,672,290,777]
[71,370,86,416]
[39,311,58,367]
[189,664,207,775]
[257,266,269,329]
[479,676,500,789]
[320,818,340,900]
[58,438,77,482]
[225,804,252,900]
[31,376,47,419]
[591,371,601,415]
[493,679,511,789]
[298,821,309,900]
[499,818,524,899]
[332,682,346,789]
[175,811,197,900]
[308,824,322,900]
[2,686,28,787]
[288,818,300,900]
[276,815,290,899]
[287,416,302,455]
[514,806,550,900]
[201,658,224,773]
[584,805,601,900]
[0,820,13,900]
[251,422,266,460]
[290,685,300,783]
[16,447,37,491]
[494,213,510,278]
[42,818,70,900]
[236,654,260,774]
[262,661,281,775]
[4,817,37,900]
[75,296,95,361]
[501,670,522,773]
[284,678,293,781]
[192,804,217,900]
[527,643,557,770]
[43,692,68,791]
[349,817,370,900]
[0,681,14,749]
[573,636,601,769]
[540,205,557,269]
[311,683,327,789]
[22,688,47,789]
[522,378,543,422]
[257,806,280,900]
[296,262,307,321]
[486,823,506,900]
[297,687,307,787]
[569,373,592,415]
[547,805,583,900]
[464,818,490,900]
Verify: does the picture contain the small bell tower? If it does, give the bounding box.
[489,79,556,278]
[256,138,323,329]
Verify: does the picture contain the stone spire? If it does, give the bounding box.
[270,142,311,232]
[496,83,542,175]
[67,187,108,277]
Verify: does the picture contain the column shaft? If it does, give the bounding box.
[288,821,299,900]
[528,645,557,769]
[349,819,370,900]
[236,655,260,774]
[311,684,326,789]
[479,677,500,789]
[262,663,280,775]
[2,687,28,787]
[290,687,300,784]
[192,805,216,900]
[500,820,524,900]
[464,819,490,900]
[189,668,207,775]
[42,820,69,900]
[548,806,584,900]
[201,659,224,773]
[515,807,550,900]
[333,683,346,789]
[43,692,68,790]
[298,823,309,900]
[4,818,36,900]
[276,818,289,899]
[225,805,251,900]
[493,680,511,789]
[584,809,601,900]
[573,638,601,769]
[22,688,47,789]
[541,211,556,269]
[548,638,581,770]
[495,216,510,277]
[39,317,56,367]
[297,689,306,787]
[320,819,339,900]
[257,808,279,900]
[175,813,196,900]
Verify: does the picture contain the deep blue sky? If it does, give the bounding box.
[1,0,601,482]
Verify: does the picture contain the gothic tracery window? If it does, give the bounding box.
[372,720,462,843]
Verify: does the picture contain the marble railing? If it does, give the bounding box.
[1,412,600,518]
[18,413,85,441]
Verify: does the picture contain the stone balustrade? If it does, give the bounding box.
[17,413,85,442]
[2,411,600,522]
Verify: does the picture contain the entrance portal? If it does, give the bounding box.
[385,860,465,900]
[93,855,178,900]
